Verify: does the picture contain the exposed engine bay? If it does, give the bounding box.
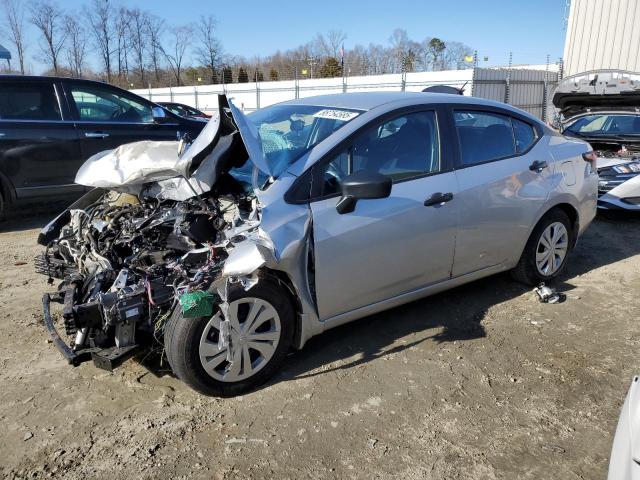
[35,95,281,370]
[37,187,259,367]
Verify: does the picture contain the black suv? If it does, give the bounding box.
[0,76,207,218]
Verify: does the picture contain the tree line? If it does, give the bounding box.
[1,0,475,89]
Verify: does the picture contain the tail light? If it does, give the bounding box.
[582,151,597,171]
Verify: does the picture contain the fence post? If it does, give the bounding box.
[194,86,199,109]
[504,52,513,104]
[294,67,299,99]
[256,78,260,110]
[148,83,152,102]
[542,54,550,122]
[170,85,174,102]
[401,70,406,92]
[471,51,478,97]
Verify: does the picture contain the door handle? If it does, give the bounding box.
[84,132,110,139]
[424,192,454,207]
[529,160,548,172]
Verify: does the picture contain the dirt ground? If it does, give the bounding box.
[0,201,639,480]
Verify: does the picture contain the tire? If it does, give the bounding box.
[511,209,573,285]
[164,279,295,396]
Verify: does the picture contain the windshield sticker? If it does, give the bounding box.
[313,109,360,121]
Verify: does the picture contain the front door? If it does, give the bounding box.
[62,81,181,160]
[310,109,458,321]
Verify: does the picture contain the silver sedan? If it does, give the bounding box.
[39,92,598,396]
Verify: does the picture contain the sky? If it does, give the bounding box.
[13,0,569,73]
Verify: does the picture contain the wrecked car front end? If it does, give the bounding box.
[35,95,316,374]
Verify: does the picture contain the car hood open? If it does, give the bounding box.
[553,70,640,119]
[74,95,270,199]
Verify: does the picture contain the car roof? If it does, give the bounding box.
[0,74,107,84]
[276,91,542,123]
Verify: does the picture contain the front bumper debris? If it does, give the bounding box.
[42,293,139,370]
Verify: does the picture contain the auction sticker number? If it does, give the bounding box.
[313,109,360,121]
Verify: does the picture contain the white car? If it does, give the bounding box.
[608,376,640,479]
[554,70,640,210]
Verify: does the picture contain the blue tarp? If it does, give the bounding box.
[0,44,11,61]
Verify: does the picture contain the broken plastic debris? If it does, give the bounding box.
[533,283,564,304]
[179,291,216,318]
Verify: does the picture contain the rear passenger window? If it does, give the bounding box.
[454,111,515,166]
[0,83,61,121]
[512,118,537,153]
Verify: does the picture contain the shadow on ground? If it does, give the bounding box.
[272,212,640,386]
[0,198,73,234]
[13,206,640,389]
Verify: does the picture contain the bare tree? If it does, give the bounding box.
[29,0,66,74]
[2,0,28,73]
[195,15,222,84]
[85,0,113,82]
[127,8,149,87]
[313,30,346,59]
[442,41,473,70]
[113,6,130,83]
[326,29,347,58]
[163,25,192,86]
[145,14,164,85]
[64,15,86,77]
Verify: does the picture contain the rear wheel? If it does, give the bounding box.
[164,279,294,396]
[512,209,572,285]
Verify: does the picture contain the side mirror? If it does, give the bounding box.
[152,106,171,124]
[336,170,392,214]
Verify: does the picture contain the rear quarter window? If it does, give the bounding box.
[454,111,515,166]
[512,118,537,153]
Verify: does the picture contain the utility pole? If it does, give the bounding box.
[306,57,318,79]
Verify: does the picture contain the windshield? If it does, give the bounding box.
[247,104,362,178]
[566,114,640,137]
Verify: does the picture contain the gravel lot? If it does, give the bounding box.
[1,201,639,479]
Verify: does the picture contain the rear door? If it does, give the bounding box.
[309,108,459,320]
[0,78,84,198]
[62,80,183,159]
[449,107,553,276]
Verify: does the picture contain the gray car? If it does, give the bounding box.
[37,92,598,396]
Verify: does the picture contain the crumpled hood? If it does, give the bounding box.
[553,70,640,119]
[74,95,267,198]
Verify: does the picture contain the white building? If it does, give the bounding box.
[563,0,640,76]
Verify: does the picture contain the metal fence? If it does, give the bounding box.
[133,67,558,120]
[472,68,559,121]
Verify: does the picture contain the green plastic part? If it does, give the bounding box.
[179,291,216,318]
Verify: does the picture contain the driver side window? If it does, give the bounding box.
[317,110,440,197]
[70,85,153,123]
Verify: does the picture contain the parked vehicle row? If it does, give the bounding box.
[553,70,640,211]
[36,91,598,396]
[0,75,207,218]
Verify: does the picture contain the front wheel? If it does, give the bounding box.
[512,209,573,285]
[164,279,295,396]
